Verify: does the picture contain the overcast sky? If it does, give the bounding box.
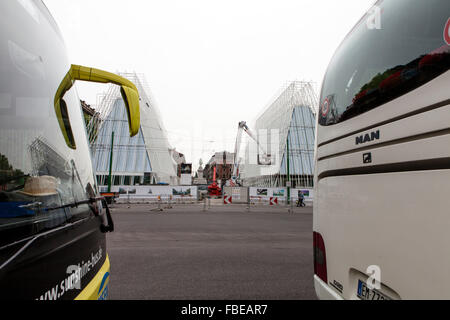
[43,0,375,169]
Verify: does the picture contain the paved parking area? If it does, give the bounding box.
[107,203,316,300]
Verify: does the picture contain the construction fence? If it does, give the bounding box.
[223,187,313,206]
[98,185,313,206]
[101,185,198,204]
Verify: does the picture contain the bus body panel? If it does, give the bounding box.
[317,102,450,177]
[0,217,107,300]
[75,254,110,300]
[0,0,110,299]
[315,170,450,299]
[314,0,450,300]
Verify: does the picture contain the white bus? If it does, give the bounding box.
[314,0,450,300]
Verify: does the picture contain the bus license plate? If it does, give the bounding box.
[357,280,392,300]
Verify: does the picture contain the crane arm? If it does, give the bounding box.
[232,121,246,179]
[231,121,272,186]
[243,126,268,156]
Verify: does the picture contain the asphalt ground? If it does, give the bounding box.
[106,203,316,300]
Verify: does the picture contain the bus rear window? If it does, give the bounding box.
[319,0,450,126]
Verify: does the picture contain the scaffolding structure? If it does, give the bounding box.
[88,72,178,186]
[241,81,318,188]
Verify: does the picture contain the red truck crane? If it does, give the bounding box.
[207,166,222,197]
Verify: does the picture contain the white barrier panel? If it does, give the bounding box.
[249,196,284,205]
[249,187,314,205]
[223,187,249,204]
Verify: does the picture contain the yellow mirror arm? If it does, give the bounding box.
[68,65,138,92]
[54,65,141,149]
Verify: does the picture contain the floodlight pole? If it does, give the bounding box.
[107,131,115,193]
[287,133,291,205]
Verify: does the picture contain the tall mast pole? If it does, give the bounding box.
[286,133,291,204]
[107,131,115,193]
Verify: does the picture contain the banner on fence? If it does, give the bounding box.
[249,187,286,200]
[102,185,198,200]
[290,189,314,201]
[249,187,314,203]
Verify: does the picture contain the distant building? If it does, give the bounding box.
[170,149,186,166]
[204,151,234,187]
[89,73,178,186]
[178,163,192,186]
[241,81,318,188]
[170,148,193,185]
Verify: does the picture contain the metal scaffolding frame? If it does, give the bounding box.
[242,81,318,188]
[88,72,178,186]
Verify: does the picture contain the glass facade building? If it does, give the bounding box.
[242,81,318,188]
[90,73,178,186]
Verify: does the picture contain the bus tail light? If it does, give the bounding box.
[313,231,328,284]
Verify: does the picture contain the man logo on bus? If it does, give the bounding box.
[321,98,330,117]
[356,130,380,145]
[444,18,450,45]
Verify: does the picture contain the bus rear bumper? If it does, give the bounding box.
[314,275,344,300]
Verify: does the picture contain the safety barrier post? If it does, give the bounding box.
[288,198,294,213]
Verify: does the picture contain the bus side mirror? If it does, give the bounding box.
[54,64,141,149]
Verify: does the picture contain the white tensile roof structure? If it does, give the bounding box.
[88,72,178,186]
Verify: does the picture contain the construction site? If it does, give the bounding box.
[82,77,319,302]
[7,0,448,303]
[81,77,318,207]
